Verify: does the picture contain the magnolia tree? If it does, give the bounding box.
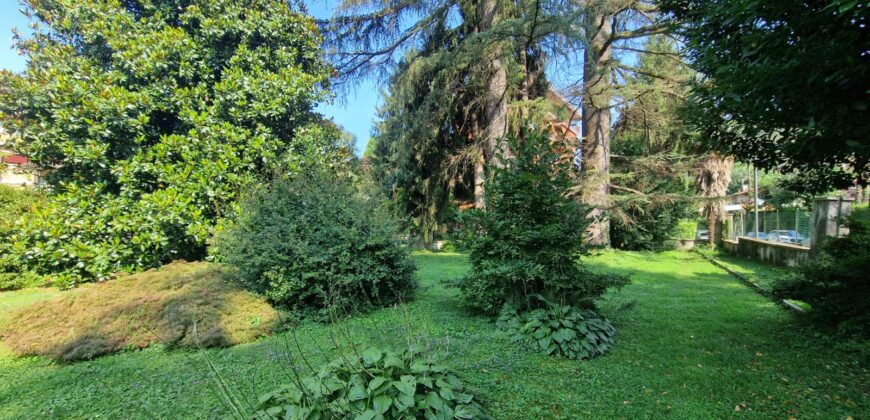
[0,0,339,285]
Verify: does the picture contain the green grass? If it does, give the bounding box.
[0,251,867,418]
[697,249,792,292]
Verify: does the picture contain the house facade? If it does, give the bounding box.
[0,127,40,187]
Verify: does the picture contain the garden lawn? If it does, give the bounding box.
[0,251,867,418]
[697,249,792,292]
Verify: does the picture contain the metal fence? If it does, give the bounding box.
[728,210,812,247]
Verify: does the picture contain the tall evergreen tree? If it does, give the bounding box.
[610,35,695,250]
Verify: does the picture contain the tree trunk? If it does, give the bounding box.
[581,10,613,245]
[480,0,509,167]
[474,149,486,209]
[697,153,734,249]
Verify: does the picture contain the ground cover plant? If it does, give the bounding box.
[213,170,416,317]
[0,251,866,418]
[0,262,277,361]
[255,345,490,419]
[499,300,616,360]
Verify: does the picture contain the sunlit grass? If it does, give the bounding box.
[0,251,866,418]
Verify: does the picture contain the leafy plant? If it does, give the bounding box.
[0,186,46,290]
[772,207,870,337]
[212,169,416,316]
[456,133,628,314]
[499,300,616,360]
[256,345,490,419]
[0,0,337,285]
[676,219,699,240]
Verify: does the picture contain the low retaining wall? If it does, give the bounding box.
[721,237,810,267]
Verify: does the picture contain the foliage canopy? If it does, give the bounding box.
[0,0,336,285]
[662,0,870,192]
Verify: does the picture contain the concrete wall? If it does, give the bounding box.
[721,237,810,267]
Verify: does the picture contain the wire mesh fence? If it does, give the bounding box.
[728,210,812,246]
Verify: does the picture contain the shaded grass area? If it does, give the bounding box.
[697,249,792,292]
[0,251,867,418]
[0,262,277,362]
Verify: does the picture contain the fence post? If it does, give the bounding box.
[811,197,854,256]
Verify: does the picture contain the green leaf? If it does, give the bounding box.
[362,347,383,365]
[348,383,368,401]
[354,409,378,420]
[426,392,447,412]
[383,354,404,369]
[372,394,392,414]
[393,379,415,396]
[368,376,389,393]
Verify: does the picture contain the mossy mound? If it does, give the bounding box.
[0,261,278,361]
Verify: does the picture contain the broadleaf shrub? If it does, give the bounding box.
[456,133,629,314]
[499,301,616,360]
[772,206,870,337]
[213,170,416,316]
[0,0,339,285]
[0,186,46,290]
[256,346,490,419]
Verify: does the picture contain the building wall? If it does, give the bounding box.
[0,167,37,186]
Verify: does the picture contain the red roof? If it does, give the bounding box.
[2,154,29,165]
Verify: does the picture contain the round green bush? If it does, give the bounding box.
[213,170,416,316]
[256,345,490,419]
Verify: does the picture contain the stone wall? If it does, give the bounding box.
[721,237,810,267]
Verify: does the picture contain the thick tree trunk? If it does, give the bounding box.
[697,153,734,249]
[480,0,509,167]
[581,10,613,245]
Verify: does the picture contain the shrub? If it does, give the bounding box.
[0,186,47,290]
[772,207,870,337]
[256,345,490,419]
[610,200,691,251]
[0,261,278,361]
[0,0,339,285]
[499,300,616,360]
[0,185,41,228]
[213,170,416,316]
[456,133,628,315]
[676,219,699,240]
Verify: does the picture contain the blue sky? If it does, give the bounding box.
[0,1,379,155]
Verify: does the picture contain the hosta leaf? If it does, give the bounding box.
[427,391,447,412]
[373,394,392,414]
[455,393,474,404]
[439,386,455,401]
[348,383,368,401]
[368,376,389,393]
[361,348,383,365]
[394,393,415,411]
[354,409,378,420]
[383,354,404,369]
[392,379,415,396]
